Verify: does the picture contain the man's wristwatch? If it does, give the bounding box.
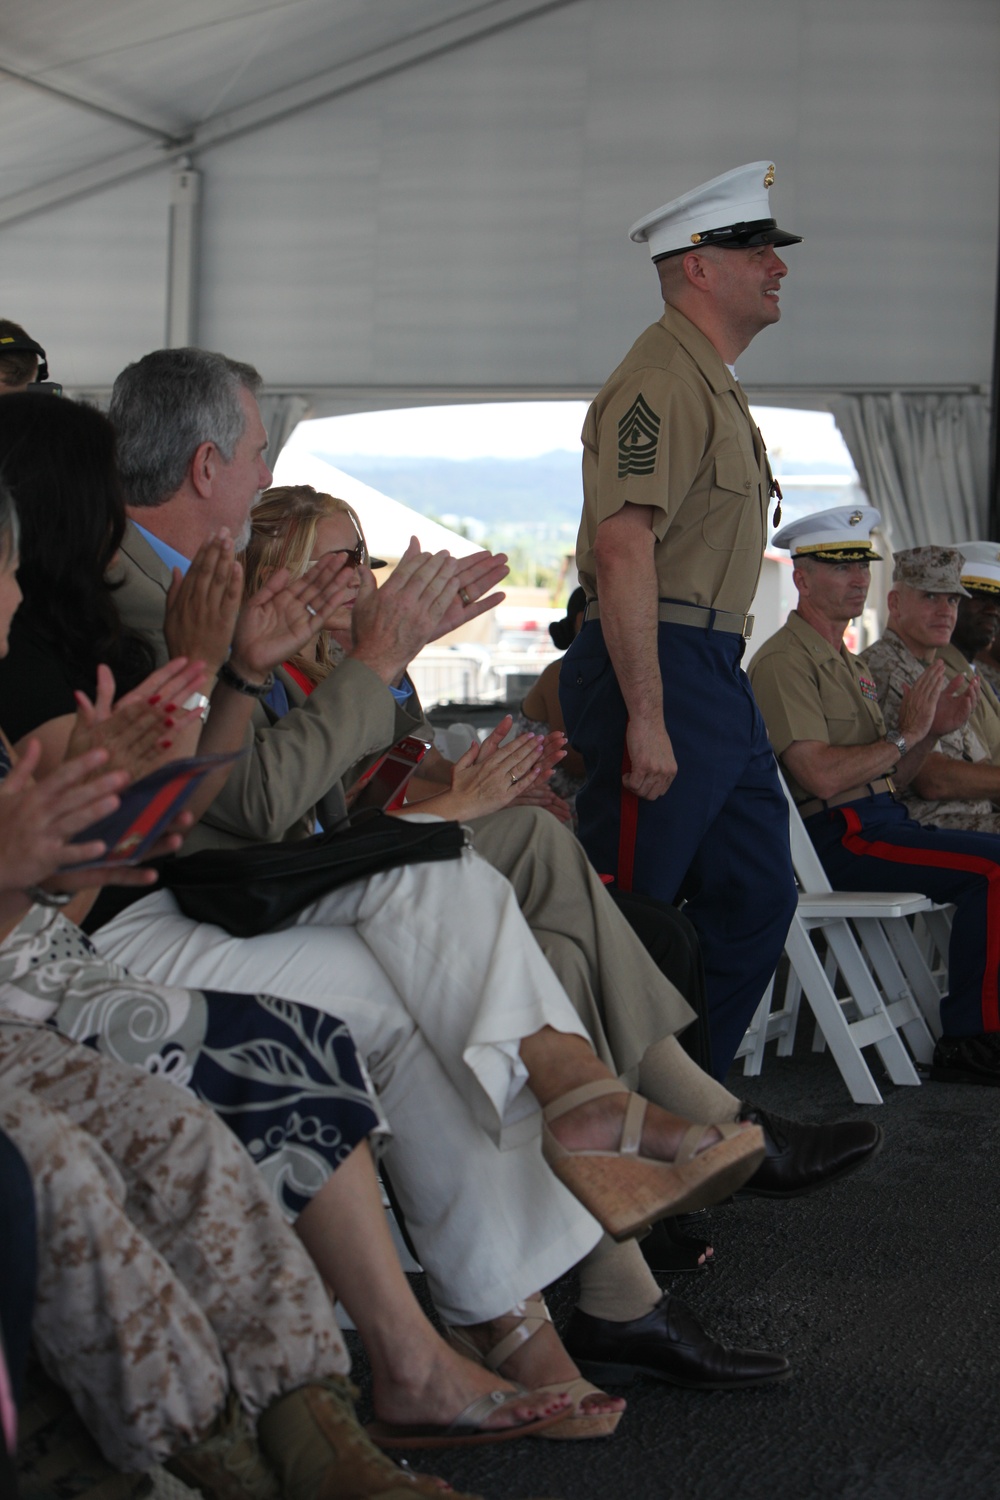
[884,729,907,757]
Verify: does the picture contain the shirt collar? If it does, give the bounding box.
[132,522,191,578]
[880,624,934,666]
[786,608,852,665]
[659,303,740,396]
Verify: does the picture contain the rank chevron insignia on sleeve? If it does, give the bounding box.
[617,393,661,477]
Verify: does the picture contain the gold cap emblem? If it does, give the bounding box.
[763,165,775,188]
[690,232,702,243]
[849,511,863,526]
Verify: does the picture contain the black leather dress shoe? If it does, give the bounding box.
[735,1104,882,1198]
[931,1032,1000,1085]
[563,1295,790,1390]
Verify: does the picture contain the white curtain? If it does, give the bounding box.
[828,392,990,550]
[258,394,311,465]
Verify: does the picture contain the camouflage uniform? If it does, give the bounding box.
[860,627,1000,833]
[0,1020,349,1474]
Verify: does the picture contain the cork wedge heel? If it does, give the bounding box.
[541,1080,765,1242]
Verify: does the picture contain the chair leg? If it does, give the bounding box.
[784,920,884,1105]
[740,978,776,1076]
[854,916,938,1054]
[824,923,922,1086]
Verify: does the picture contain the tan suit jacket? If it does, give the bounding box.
[113,521,424,853]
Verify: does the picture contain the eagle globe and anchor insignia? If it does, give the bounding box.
[617,393,661,478]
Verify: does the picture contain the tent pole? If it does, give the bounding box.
[166,160,201,348]
[989,160,1000,540]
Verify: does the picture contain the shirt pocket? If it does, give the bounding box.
[824,681,872,743]
[701,451,759,552]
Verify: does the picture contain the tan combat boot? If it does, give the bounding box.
[256,1374,485,1500]
[165,1393,279,1500]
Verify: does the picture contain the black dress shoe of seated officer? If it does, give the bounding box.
[564,1294,789,1390]
[735,1104,882,1198]
[931,1032,1000,1085]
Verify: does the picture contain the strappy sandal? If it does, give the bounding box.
[445,1295,623,1440]
[365,1388,567,1449]
[541,1079,765,1242]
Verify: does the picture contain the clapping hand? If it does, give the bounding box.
[229,551,355,680]
[0,741,129,890]
[430,549,509,640]
[898,661,948,745]
[932,672,979,737]
[472,718,571,820]
[352,540,459,681]
[68,659,209,776]
[164,530,243,672]
[443,730,545,819]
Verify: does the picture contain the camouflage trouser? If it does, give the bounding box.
[918,809,1000,835]
[0,1021,349,1473]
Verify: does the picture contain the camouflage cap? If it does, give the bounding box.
[892,546,971,596]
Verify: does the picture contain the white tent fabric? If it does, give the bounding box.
[828,393,991,551]
[257,394,312,466]
[1,0,997,406]
[269,447,481,560]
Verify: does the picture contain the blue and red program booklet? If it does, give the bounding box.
[66,751,243,868]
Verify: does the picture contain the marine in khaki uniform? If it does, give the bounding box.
[560,161,800,1077]
[859,546,1000,832]
[748,506,1000,1086]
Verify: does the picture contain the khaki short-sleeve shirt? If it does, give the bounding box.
[975,655,1000,706]
[576,305,772,614]
[747,611,885,804]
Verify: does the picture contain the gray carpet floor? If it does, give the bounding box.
[346,1038,1000,1500]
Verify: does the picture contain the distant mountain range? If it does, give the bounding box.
[319,450,856,529]
[318,452,584,527]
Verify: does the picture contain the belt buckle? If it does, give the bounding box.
[885,775,897,798]
[742,613,754,639]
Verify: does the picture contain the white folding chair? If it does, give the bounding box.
[738,773,945,1104]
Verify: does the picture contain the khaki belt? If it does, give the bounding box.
[797,777,897,820]
[583,599,754,639]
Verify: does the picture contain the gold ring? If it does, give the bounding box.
[509,771,518,785]
[460,588,472,606]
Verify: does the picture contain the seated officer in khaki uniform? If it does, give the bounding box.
[748,505,1000,1086]
[858,545,1000,832]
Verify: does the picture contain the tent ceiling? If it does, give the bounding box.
[1,0,515,143]
[1,0,998,406]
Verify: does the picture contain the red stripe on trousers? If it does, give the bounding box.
[617,737,639,893]
[840,806,1000,1032]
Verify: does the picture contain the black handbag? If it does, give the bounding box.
[159,810,468,937]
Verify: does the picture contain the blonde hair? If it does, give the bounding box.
[243,484,368,684]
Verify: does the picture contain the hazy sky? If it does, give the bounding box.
[290,402,856,473]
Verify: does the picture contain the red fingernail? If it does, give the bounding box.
[164,703,177,713]
[149,695,161,705]
[158,738,173,749]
